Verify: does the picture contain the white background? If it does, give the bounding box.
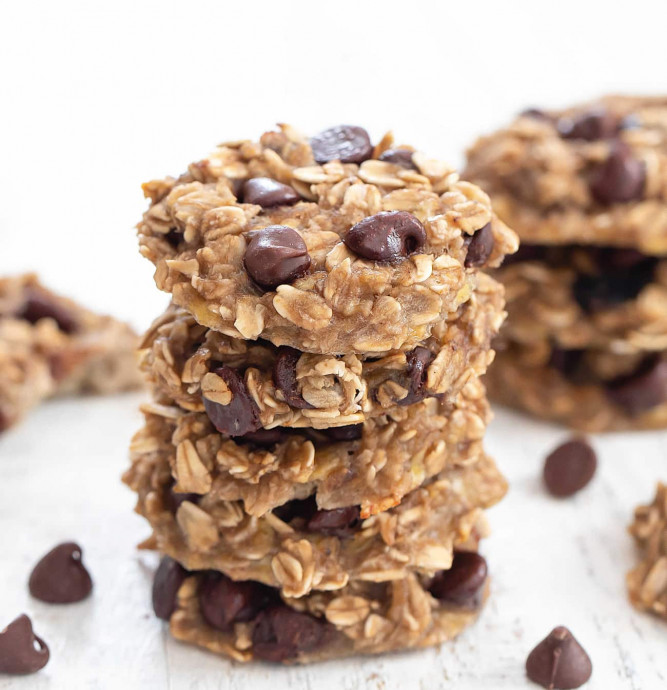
[1,1,667,688]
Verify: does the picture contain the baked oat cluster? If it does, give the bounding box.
[465,96,667,431]
[0,274,141,432]
[126,124,516,663]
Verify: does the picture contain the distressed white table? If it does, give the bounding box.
[0,393,665,689]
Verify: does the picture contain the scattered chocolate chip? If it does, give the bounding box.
[199,572,275,632]
[306,505,361,537]
[557,106,618,141]
[589,141,645,204]
[606,355,667,415]
[273,347,313,409]
[378,148,416,169]
[310,125,373,164]
[238,427,290,447]
[28,542,93,604]
[344,211,426,263]
[244,225,311,290]
[165,228,183,248]
[0,615,49,675]
[19,290,78,334]
[464,223,495,268]
[252,605,329,662]
[319,424,363,442]
[398,347,435,406]
[242,178,300,208]
[203,365,262,436]
[152,556,188,621]
[543,438,597,498]
[428,551,488,607]
[526,626,592,689]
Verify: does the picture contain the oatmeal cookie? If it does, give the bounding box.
[0,274,141,432]
[138,125,517,354]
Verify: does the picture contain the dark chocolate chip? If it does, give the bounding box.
[152,556,188,621]
[238,427,290,447]
[310,125,373,164]
[203,365,262,436]
[242,178,300,208]
[590,141,645,204]
[543,438,597,498]
[318,424,363,442]
[199,572,275,632]
[557,106,618,141]
[306,505,361,538]
[0,615,49,675]
[464,223,495,268]
[606,355,667,415]
[252,605,329,662]
[244,225,311,290]
[526,626,592,689]
[398,346,436,406]
[378,148,416,169]
[273,347,313,409]
[19,290,78,334]
[344,211,426,263]
[428,551,488,607]
[28,542,93,604]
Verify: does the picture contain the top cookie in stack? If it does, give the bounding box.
[465,97,667,431]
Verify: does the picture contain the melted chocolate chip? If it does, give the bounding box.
[557,106,618,141]
[606,355,667,415]
[242,178,300,208]
[202,365,262,436]
[273,347,313,409]
[378,148,416,169]
[464,223,495,267]
[428,552,488,607]
[0,615,50,675]
[310,125,373,164]
[19,290,78,334]
[526,626,592,689]
[398,347,435,406]
[590,141,645,204]
[152,556,188,621]
[306,505,361,537]
[344,211,426,263]
[28,542,93,604]
[244,225,311,290]
[543,438,597,498]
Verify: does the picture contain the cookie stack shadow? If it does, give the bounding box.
[123,124,518,663]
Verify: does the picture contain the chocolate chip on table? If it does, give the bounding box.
[543,438,597,498]
[242,178,300,208]
[273,346,313,409]
[199,572,275,632]
[526,626,592,689]
[344,211,426,263]
[244,225,311,290]
[606,355,667,415]
[427,551,488,607]
[310,125,373,164]
[557,106,618,141]
[152,556,188,621]
[398,346,436,406]
[589,141,645,204]
[252,605,329,662]
[464,222,495,267]
[19,290,78,334]
[306,505,361,537]
[28,542,93,604]
[378,148,416,169]
[203,365,262,436]
[0,615,50,675]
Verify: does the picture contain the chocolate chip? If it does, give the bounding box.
[344,211,426,263]
[310,125,373,164]
[28,542,93,604]
[242,178,300,208]
[378,148,416,169]
[557,106,618,141]
[543,438,597,498]
[428,551,488,607]
[306,505,361,537]
[606,355,667,415]
[590,141,645,204]
[244,225,311,290]
[152,556,188,621]
[273,347,313,409]
[238,427,290,447]
[398,346,435,406]
[203,365,262,436]
[526,626,592,689]
[0,615,49,675]
[199,572,275,632]
[318,424,363,442]
[464,223,495,267]
[252,605,329,662]
[19,290,78,334]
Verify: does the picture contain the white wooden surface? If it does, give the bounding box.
[0,395,665,690]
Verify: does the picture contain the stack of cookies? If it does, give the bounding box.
[124,124,517,663]
[465,96,667,431]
